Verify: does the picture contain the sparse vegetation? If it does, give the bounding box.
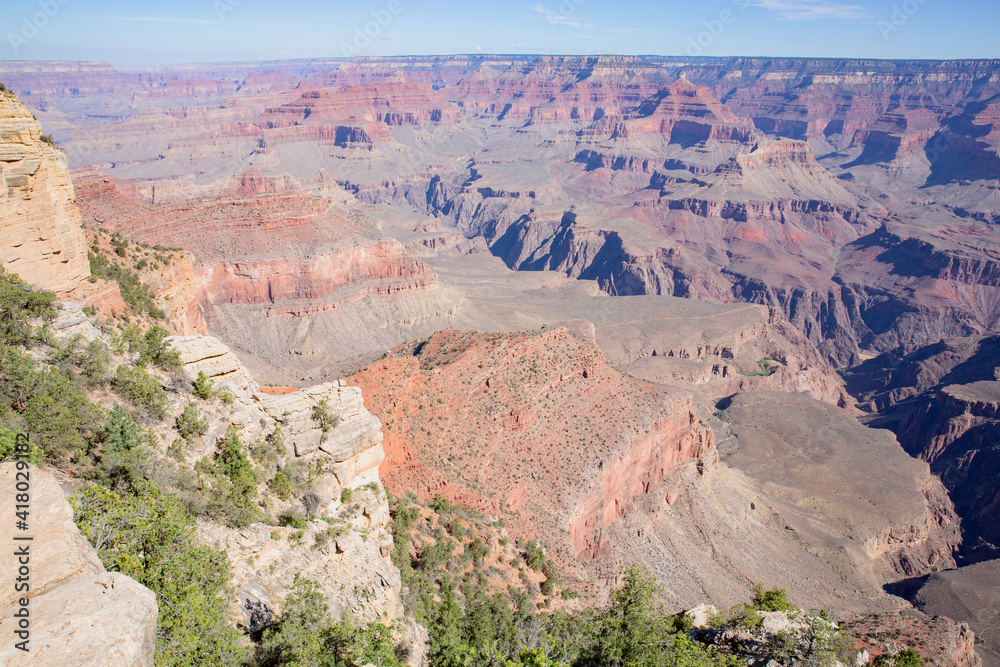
[874,649,926,667]
[193,370,215,399]
[112,364,168,419]
[251,575,400,667]
[0,268,57,346]
[312,399,338,443]
[738,356,785,377]
[175,402,208,440]
[202,425,262,528]
[89,249,166,320]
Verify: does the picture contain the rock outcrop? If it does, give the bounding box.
[845,613,983,667]
[196,483,403,630]
[164,334,404,629]
[351,328,715,575]
[0,91,89,294]
[0,463,157,666]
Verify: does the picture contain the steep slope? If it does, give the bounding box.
[910,559,1000,666]
[0,90,89,294]
[352,328,715,564]
[73,170,454,381]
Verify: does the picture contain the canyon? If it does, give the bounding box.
[3,54,1000,663]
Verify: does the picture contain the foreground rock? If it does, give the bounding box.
[164,334,409,637]
[0,463,157,666]
[196,483,403,630]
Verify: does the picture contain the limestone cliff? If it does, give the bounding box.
[0,91,89,294]
[164,334,406,630]
[0,463,157,666]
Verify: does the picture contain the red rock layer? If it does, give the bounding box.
[615,78,755,142]
[349,329,713,565]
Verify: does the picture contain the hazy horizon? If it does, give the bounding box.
[2,0,997,67]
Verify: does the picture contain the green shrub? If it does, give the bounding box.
[254,575,400,667]
[430,493,452,514]
[278,511,308,529]
[0,269,56,346]
[312,399,337,443]
[101,404,146,454]
[192,371,215,399]
[138,326,181,371]
[72,481,243,665]
[80,340,111,386]
[88,251,165,320]
[251,426,285,465]
[175,403,208,441]
[112,364,167,419]
[269,470,293,500]
[204,425,261,527]
[25,368,101,462]
[0,427,43,464]
[523,539,545,571]
[467,537,489,563]
[0,345,102,463]
[340,487,353,504]
[167,438,188,460]
[750,583,795,612]
[580,566,736,667]
[39,133,56,146]
[875,649,926,667]
[49,335,111,387]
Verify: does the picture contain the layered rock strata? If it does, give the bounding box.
[0,92,89,294]
[165,334,403,627]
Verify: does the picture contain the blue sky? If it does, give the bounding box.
[2,0,997,66]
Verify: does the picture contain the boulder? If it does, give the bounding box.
[0,463,157,666]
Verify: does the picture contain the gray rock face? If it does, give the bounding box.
[197,483,402,629]
[0,463,157,666]
[169,334,258,400]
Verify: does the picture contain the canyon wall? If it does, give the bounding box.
[847,335,1000,558]
[0,91,89,294]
